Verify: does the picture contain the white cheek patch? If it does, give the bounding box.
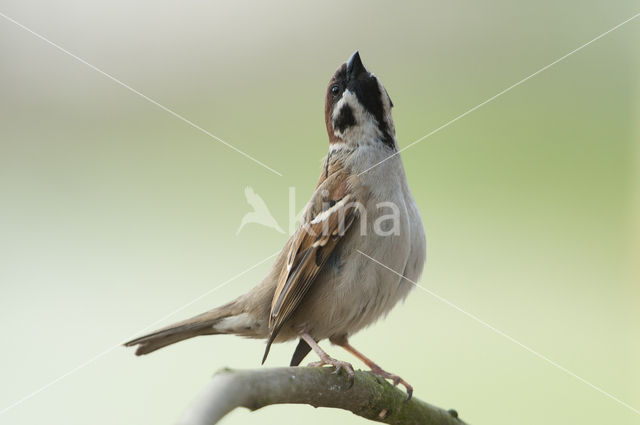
[332,89,382,146]
[332,90,360,122]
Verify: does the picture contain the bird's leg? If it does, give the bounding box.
[300,333,355,385]
[336,339,413,400]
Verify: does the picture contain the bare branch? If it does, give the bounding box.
[180,367,467,425]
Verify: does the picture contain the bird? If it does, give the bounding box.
[236,186,285,235]
[124,51,426,398]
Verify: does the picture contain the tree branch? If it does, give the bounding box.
[179,367,467,425]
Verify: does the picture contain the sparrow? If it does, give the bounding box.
[125,51,426,398]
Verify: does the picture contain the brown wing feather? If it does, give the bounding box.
[270,198,356,328]
[261,161,357,363]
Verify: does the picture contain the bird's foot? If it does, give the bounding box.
[369,366,413,400]
[307,356,355,387]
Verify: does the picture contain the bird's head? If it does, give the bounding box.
[325,51,396,150]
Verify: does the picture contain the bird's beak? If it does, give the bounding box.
[346,51,367,80]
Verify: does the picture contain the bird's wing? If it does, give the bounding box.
[262,157,359,362]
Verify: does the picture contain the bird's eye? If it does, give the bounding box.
[330,85,340,96]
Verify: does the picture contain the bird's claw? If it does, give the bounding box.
[307,358,355,388]
[370,366,413,401]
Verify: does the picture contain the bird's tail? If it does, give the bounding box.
[124,300,258,356]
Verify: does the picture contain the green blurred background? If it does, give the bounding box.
[1,1,638,424]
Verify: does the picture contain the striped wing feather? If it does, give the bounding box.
[261,192,357,361]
